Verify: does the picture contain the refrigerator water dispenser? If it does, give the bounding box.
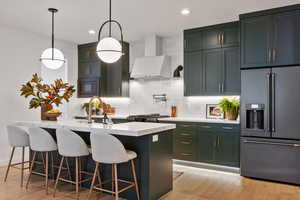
[246,104,264,130]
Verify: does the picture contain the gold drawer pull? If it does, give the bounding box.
[222,126,233,130]
[181,125,192,128]
[180,141,191,145]
[200,125,211,129]
[180,153,192,156]
[180,133,192,136]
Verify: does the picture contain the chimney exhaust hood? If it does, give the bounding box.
[131,35,171,79]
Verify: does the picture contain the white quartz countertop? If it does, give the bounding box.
[158,117,240,124]
[76,115,129,119]
[14,120,176,137]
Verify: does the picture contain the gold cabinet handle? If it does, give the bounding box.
[180,153,192,156]
[180,141,192,145]
[214,136,217,147]
[179,133,192,136]
[200,125,211,129]
[222,126,233,130]
[181,125,191,128]
[221,33,225,45]
[273,48,276,62]
[268,48,272,63]
[217,136,220,146]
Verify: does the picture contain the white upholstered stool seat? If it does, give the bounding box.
[126,150,137,160]
[26,127,58,194]
[4,125,30,187]
[54,128,95,199]
[88,131,140,200]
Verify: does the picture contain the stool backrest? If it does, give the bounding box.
[90,130,129,164]
[6,125,29,147]
[56,128,90,157]
[28,127,57,152]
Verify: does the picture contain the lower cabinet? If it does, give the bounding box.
[172,122,240,167]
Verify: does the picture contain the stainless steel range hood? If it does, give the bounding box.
[131,35,171,79]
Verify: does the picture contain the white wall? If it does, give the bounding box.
[0,25,77,166]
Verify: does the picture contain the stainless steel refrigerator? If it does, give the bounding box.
[241,66,300,184]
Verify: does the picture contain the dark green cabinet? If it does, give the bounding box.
[169,121,240,167]
[77,42,130,98]
[184,30,202,52]
[184,21,240,96]
[184,51,203,96]
[223,47,241,94]
[240,5,300,68]
[203,49,223,95]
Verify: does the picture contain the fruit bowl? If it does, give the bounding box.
[44,110,62,121]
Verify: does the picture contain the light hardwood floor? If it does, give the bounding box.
[1,164,300,200]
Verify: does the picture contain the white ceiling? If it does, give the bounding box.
[1,0,299,44]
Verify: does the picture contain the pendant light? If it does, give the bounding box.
[96,0,123,64]
[40,8,65,70]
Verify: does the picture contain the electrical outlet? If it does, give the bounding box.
[152,135,159,142]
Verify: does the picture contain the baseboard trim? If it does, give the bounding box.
[173,159,240,174]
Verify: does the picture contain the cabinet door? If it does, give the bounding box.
[222,22,240,48]
[273,10,300,66]
[203,49,223,95]
[202,29,222,49]
[223,47,241,95]
[77,77,100,98]
[100,64,121,97]
[184,51,203,96]
[241,16,273,68]
[198,133,215,163]
[78,61,101,78]
[78,43,98,62]
[215,133,240,167]
[184,31,202,52]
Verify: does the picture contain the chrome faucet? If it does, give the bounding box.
[87,96,103,124]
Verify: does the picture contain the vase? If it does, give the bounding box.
[41,104,53,120]
[225,111,238,121]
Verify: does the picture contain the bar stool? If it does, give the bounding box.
[54,128,96,199]
[26,127,58,194]
[89,131,140,200]
[4,125,30,187]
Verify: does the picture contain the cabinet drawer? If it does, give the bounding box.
[174,138,194,152]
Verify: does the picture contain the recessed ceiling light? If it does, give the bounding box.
[88,30,96,35]
[181,8,190,16]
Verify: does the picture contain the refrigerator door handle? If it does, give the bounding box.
[271,73,276,132]
[243,140,300,147]
[266,73,271,133]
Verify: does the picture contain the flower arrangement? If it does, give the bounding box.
[20,73,75,120]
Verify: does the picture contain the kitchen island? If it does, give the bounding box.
[15,120,176,200]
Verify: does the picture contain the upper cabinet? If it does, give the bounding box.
[77,42,130,98]
[240,5,300,69]
[184,21,240,96]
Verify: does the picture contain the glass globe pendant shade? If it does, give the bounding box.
[96,37,122,63]
[41,48,65,69]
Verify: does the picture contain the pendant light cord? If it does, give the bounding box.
[51,10,55,60]
[109,0,112,37]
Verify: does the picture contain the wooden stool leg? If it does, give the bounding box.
[131,160,140,200]
[50,152,55,179]
[4,147,15,182]
[45,152,49,195]
[97,164,103,192]
[26,151,36,189]
[79,158,82,188]
[111,164,115,196]
[53,156,64,197]
[114,164,119,200]
[65,157,72,180]
[21,147,25,187]
[75,157,79,200]
[88,162,99,200]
